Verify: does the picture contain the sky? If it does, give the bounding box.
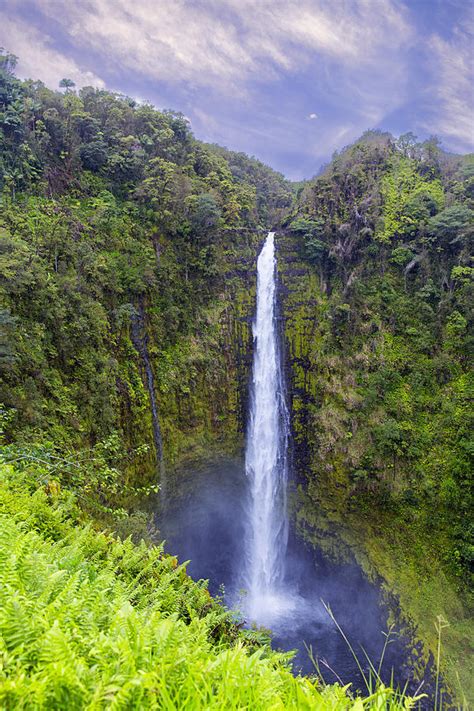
[1,0,473,180]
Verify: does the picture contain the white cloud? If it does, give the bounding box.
[18,0,412,94]
[0,12,105,89]
[308,113,319,120]
[424,23,474,151]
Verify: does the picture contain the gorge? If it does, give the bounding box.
[0,56,472,708]
[160,232,434,699]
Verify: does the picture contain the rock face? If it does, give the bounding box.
[154,230,318,480]
[276,233,320,484]
[135,231,261,478]
[130,298,164,478]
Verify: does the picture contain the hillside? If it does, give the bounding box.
[0,49,291,493]
[2,461,422,709]
[282,131,473,700]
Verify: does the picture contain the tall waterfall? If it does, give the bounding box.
[244,231,290,623]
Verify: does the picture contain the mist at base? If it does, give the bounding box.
[158,459,428,693]
[241,589,300,629]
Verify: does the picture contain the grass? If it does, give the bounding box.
[296,485,473,709]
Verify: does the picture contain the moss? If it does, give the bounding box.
[296,480,473,705]
[142,234,259,473]
[277,232,473,706]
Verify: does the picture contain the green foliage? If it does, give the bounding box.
[186,192,222,239]
[59,78,76,92]
[0,60,293,484]
[0,435,159,533]
[378,157,445,242]
[288,132,473,700]
[0,464,417,709]
[290,217,328,263]
[427,205,473,245]
[0,56,472,707]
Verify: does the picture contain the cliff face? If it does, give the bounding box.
[158,231,316,476]
[155,226,470,702]
[274,229,472,702]
[0,63,294,490]
[275,140,472,704]
[148,233,260,470]
[277,234,320,477]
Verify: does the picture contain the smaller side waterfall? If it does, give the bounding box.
[244,232,290,623]
[130,301,165,490]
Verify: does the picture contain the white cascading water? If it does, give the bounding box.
[244,231,290,624]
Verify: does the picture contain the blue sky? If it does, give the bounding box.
[1,0,473,179]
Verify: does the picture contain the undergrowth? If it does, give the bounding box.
[0,461,421,709]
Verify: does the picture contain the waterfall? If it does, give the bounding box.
[244,231,290,623]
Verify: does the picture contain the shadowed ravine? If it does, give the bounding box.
[159,458,432,698]
[159,233,439,705]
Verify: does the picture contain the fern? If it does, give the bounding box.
[0,462,420,709]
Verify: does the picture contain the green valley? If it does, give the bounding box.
[0,50,472,709]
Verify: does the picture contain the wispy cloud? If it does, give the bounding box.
[10,0,412,92]
[424,21,474,151]
[1,0,472,178]
[0,11,105,89]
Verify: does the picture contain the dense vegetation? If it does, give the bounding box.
[284,130,473,700]
[1,49,472,707]
[0,50,292,511]
[1,461,422,709]
[289,130,472,585]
